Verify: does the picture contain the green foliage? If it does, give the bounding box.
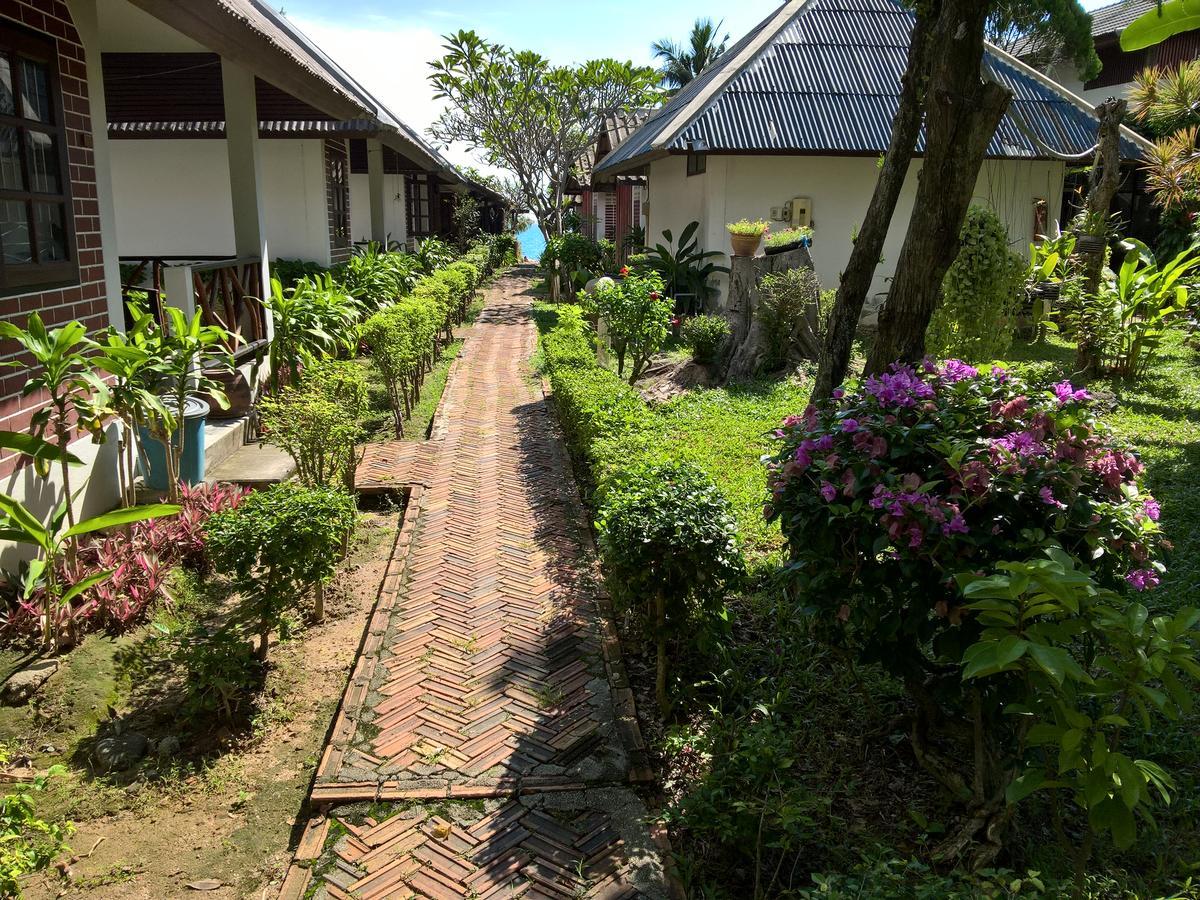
[272,258,328,291]
[1097,239,1200,378]
[987,0,1100,81]
[549,366,653,471]
[334,245,417,308]
[360,294,442,438]
[927,204,1026,362]
[428,30,656,235]
[261,275,358,394]
[652,17,729,92]
[157,621,262,723]
[205,483,357,660]
[637,221,729,311]
[765,226,813,250]
[726,219,769,237]
[802,850,1058,898]
[259,359,367,488]
[413,238,455,275]
[588,271,672,381]
[540,327,595,373]
[1121,0,1200,50]
[597,462,743,710]
[450,193,482,249]
[0,756,72,896]
[957,550,1198,858]
[542,232,606,290]
[680,314,730,364]
[759,266,823,371]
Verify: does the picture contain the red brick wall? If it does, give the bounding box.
[325,138,351,265]
[0,1,109,476]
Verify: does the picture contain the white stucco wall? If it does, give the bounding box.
[350,172,408,248]
[646,153,1066,306]
[110,139,335,264]
[1044,63,1131,108]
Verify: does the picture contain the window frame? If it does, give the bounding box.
[0,24,78,296]
[326,141,350,250]
[406,173,432,237]
[686,150,707,177]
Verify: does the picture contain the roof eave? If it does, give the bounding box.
[594,147,671,177]
[128,0,372,122]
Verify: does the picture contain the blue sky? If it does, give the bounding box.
[282,0,1115,173]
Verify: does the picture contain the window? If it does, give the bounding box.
[686,150,707,176]
[326,142,349,249]
[0,26,76,294]
[406,174,431,236]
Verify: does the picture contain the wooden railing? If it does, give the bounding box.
[120,256,269,360]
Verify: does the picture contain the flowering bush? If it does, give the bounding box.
[585,270,671,382]
[765,361,1188,863]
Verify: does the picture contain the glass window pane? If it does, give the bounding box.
[34,203,66,262]
[0,55,14,116]
[1,200,32,264]
[0,126,23,191]
[19,59,50,123]
[26,131,59,194]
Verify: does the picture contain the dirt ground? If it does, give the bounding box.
[3,502,403,900]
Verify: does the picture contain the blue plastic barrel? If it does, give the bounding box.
[138,397,210,490]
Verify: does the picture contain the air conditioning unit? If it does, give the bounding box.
[790,197,812,228]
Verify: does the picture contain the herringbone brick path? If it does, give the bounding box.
[284,272,665,899]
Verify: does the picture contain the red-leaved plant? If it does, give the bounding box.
[2,482,248,642]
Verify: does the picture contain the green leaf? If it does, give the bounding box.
[60,568,115,606]
[63,503,181,539]
[1006,771,1046,804]
[1027,643,1091,686]
[0,493,49,550]
[0,431,82,466]
[1120,0,1200,51]
[962,635,1029,680]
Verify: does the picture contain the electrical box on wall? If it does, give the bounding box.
[790,197,812,228]
[770,206,786,221]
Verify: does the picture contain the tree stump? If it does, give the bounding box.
[723,246,819,381]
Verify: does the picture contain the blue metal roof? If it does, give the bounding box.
[597,0,1145,174]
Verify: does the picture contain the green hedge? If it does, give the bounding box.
[548,365,653,476]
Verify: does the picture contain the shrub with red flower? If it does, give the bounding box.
[2,482,249,642]
[765,361,1165,671]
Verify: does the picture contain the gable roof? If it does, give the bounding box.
[1087,0,1159,37]
[596,0,1149,175]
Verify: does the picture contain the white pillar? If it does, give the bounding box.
[69,0,124,331]
[221,58,271,303]
[367,138,387,246]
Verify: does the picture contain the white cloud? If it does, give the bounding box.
[289,14,503,178]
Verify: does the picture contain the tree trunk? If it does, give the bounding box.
[1075,99,1126,373]
[314,582,325,623]
[655,590,668,716]
[865,0,1011,374]
[811,12,932,400]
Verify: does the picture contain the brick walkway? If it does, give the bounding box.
[282,271,666,899]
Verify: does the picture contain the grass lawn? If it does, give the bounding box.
[538,300,1200,896]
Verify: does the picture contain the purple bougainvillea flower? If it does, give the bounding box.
[991,365,1010,382]
[1143,498,1161,522]
[1039,486,1066,510]
[941,359,979,382]
[841,418,860,433]
[1125,568,1161,591]
[820,481,838,502]
[1053,380,1091,405]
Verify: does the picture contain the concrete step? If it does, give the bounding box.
[206,442,296,487]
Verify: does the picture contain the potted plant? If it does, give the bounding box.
[726,219,770,257]
[764,226,814,256]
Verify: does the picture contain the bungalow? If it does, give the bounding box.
[0,0,497,561]
[594,0,1151,308]
[1027,0,1200,107]
[576,108,651,263]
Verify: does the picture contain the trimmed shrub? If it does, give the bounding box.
[260,359,367,488]
[681,314,730,364]
[206,482,358,657]
[549,366,653,470]
[587,270,672,382]
[541,329,594,373]
[360,299,437,438]
[597,461,744,711]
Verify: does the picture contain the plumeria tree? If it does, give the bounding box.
[766,361,1192,870]
[429,31,658,239]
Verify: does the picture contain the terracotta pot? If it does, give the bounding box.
[729,232,763,258]
[199,367,253,420]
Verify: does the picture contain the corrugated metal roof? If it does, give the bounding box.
[1088,0,1159,36]
[597,0,1147,174]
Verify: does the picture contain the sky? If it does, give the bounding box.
[282,0,1117,175]
[282,1,782,173]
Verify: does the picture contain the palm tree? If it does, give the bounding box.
[651,18,729,93]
